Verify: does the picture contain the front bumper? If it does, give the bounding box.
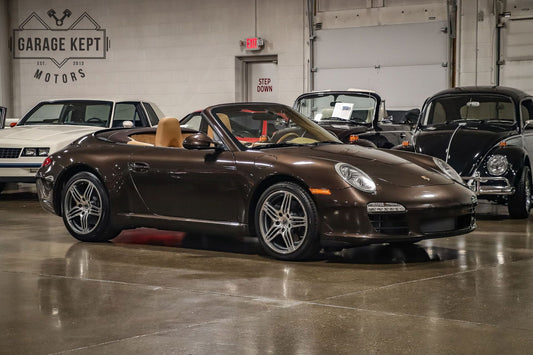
[314,186,477,245]
[462,175,515,195]
[36,177,57,215]
[0,163,43,183]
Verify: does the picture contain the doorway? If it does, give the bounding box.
[236,55,278,102]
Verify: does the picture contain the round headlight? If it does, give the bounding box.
[486,154,508,176]
[335,163,376,194]
[433,157,463,183]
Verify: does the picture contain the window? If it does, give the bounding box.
[181,114,203,131]
[113,103,147,127]
[421,94,516,127]
[21,101,113,126]
[143,103,163,126]
[521,99,533,126]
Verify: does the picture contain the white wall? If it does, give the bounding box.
[0,0,12,110]
[7,0,306,118]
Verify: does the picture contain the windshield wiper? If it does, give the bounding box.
[450,119,483,124]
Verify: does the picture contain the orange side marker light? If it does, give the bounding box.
[310,188,331,195]
[349,134,359,143]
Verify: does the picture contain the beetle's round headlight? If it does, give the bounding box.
[335,163,376,194]
[486,154,509,176]
[433,157,463,183]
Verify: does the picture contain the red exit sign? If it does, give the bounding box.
[245,37,264,51]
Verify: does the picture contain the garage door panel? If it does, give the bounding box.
[314,21,448,109]
[315,64,447,109]
[500,17,533,94]
[314,21,447,69]
[500,61,533,94]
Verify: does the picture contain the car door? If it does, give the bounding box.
[127,145,246,223]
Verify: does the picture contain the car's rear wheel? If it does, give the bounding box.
[508,166,532,219]
[62,172,119,242]
[255,182,320,260]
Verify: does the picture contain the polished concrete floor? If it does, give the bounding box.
[1,185,533,354]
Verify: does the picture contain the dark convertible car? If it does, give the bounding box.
[395,86,533,218]
[293,90,417,148]
[37,103,476,260]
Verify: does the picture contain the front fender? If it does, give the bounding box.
[478,146,528,186]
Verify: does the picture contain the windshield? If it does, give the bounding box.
[21,101,113,127]
[210,104,341,149]
[295,93,377,124]
[421,94,516,129]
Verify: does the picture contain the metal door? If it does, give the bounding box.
[246,60,278,102]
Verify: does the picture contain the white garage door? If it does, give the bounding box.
[499,17,533,95]
[313,21,449,109]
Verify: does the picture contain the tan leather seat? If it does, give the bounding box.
[155,117,183,148]
[208,113,232,139]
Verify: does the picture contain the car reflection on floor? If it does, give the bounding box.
[113,227,458,264]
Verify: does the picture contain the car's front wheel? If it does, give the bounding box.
[255,182,320,260]
[62,171,119,242]
[508,166,532,219]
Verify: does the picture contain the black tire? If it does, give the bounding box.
[61,172,119,242]
[508,166,532,219]
[255,182,320,260]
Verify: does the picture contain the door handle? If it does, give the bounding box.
[128,162,150,173]
[169,171,184,179]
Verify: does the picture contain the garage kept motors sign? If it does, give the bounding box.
[10,9,109,84]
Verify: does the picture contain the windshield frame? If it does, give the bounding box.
[207,103,342,151]
[19,100,114,127]
[293,91,381,126]
[419,93,518,130]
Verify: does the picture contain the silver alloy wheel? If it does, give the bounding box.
[64,178,103,235]
[258,190,308,254]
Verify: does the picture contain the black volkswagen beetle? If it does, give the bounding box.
[396,86,533,218]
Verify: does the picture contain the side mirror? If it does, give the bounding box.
[0,106,6,129]
[122,120,134,128]
[183,132,223,150]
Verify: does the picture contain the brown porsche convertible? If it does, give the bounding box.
[36,103,477,260]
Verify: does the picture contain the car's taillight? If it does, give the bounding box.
[41,156,52,167]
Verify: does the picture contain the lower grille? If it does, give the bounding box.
[0,148,22,159]
[420,214,473,234]
[369,213,409,235]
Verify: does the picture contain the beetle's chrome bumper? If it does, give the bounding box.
[462,175,515,195]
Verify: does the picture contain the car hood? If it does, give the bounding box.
[414,127,514,176]
[271,144,454,188]
[0,125,100,149]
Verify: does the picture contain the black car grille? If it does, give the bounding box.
[420,214,474,234]
[0,148,22,158]
[369,213,409,235]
